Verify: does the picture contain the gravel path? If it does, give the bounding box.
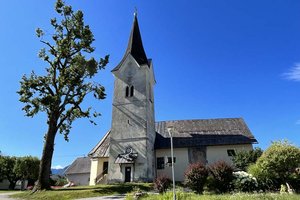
[0,192,20,200]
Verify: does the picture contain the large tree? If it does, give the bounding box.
[18,0,108,190]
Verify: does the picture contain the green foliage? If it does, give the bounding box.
[0,155,40,189]
[14,156,40,180]
[54,176,68,186]
[250,141,300,190]
[18,0,109,141]
[18,0,109,190]
[232,147,263,171]
[247,163,274,191]
[207,161,234,193]
[154,175,171,193]
[0,156,17,189]
[184,162,208,194]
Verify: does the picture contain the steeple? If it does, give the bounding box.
[112,13,149,72]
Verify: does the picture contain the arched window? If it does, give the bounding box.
[125,86,129,97]
[130,86,134,97]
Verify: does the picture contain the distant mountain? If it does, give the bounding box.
[51,166,69,175]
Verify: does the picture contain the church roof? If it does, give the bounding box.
[88,131,110,158]
[112,14,149,72]
[154,118,257,149]
[64,157,91,175]
[89,118,257,158]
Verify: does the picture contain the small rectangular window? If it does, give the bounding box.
[167,157,176,163]
[157,157,164,169]
[227,149,236,156]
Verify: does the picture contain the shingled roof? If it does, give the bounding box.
[65,157,91,175]
[88,131,110,158]
[112,14,149,72]
[155,118,257,149]
[89,118,257,158]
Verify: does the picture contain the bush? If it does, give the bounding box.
[232,171,258,192]
[232,147,263,171]
[247,163,274,191]
[184,162,208,194]
[154,175,171,193]
[55,176,68,186]
[208,161,234,193]
[254,140,300,190]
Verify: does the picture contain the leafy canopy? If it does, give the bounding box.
[0,156,40,189]
[18,0,109,141]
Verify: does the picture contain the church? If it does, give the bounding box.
[65,14,257,186]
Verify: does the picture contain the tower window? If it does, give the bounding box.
[130,86,134,97]
[125,86,130,97]
[125,85,134,97]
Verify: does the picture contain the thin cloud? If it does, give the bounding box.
[283,63,300,81]
[296,120,300,125]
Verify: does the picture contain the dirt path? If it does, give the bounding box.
[0,192,20,200]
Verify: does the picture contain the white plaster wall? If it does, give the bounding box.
[206,144,253,165]
[156,148,189,182]
[67,173,90,186]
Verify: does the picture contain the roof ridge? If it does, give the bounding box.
[155,117,244,123]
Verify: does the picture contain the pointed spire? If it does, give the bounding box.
[125,12,148,66]
[112,11,149,72]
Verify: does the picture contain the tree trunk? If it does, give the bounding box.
[34,115,58,191]
[8,181,16,190]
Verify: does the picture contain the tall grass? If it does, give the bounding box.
[129,192,300,200]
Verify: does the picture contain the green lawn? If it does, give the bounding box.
[129,192,300,200]
[12,183,152,200]
[11,184,300,200]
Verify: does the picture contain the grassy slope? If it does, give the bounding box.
[12,183,152,200]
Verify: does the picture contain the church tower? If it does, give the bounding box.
[107,13,156,183]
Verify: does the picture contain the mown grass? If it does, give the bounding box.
[12,183,152,200]
[127,192,300,200]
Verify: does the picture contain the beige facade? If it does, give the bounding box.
[156,148,189,182]
[155,144,253,182]
[89,157,109,185]
[206,144,253,165]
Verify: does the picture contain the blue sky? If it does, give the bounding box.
[0,0,299,168]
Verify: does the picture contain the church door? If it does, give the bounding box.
[125,166,131,182]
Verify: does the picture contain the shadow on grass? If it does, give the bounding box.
[56,183,153,193]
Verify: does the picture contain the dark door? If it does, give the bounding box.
[103,162,108,174]
[125,167,131,182]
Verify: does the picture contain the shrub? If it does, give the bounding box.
[184,162,208,194]
[55,176,68,186]
[232,171,258,192]
[154,175,171,193]
[232,147,263,171]
[208,161,234,193]
[254,140,300,190]
[247,163,274,191]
